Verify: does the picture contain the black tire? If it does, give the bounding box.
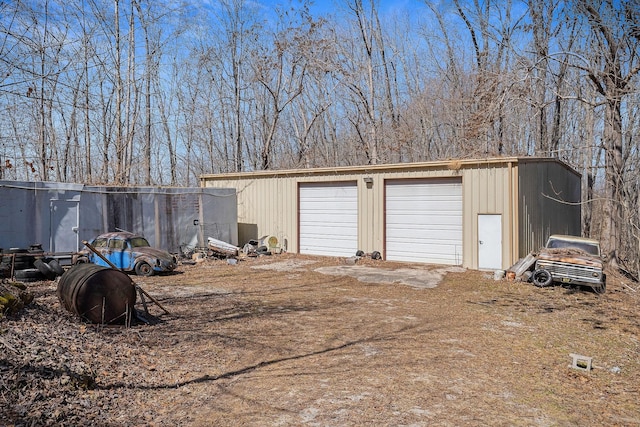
[371,251,382,260]
[594,275,606,294]
[7,248,28,254]
[28,243,43,251]
[13,254,33,266]
[355,250,365,257]
[135,261,154,276]
[34,259,57,280]
[13,262,31,271]
[48,259,65,276]
[593,283,606,294]
[532,269,553,287]
[14,268,45,282]
[7,249,31,269]
[0,255,11,268]
[74,256,89,265]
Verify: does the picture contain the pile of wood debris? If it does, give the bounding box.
[0,280,34,319]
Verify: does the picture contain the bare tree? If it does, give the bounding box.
[572,0,640,264]
[529,0,556,156]
[342,0,382,165]
[132,0,151,184]
[250,4,319,170]
[216,0,259,172]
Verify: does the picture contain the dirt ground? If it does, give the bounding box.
[1,253,640,426]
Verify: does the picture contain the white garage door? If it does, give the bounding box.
[299,182,358,257]
[386,178,462,264]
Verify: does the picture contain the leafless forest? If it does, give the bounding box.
[0,0,639,271]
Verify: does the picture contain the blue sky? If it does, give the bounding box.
[308,0,424,16]
[246,0,426,18]
[313,0,420,12]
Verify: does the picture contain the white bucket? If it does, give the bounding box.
[493,270,506,280]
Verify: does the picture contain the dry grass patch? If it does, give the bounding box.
[1,253,639,426]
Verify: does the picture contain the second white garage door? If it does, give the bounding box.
[386,178,462,264]
[299,182,358,257]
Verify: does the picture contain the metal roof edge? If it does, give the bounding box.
[199,156,579,181]
[515,157,582,178]
[0,180,234,195]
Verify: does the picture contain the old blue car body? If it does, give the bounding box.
[76,232,177,276]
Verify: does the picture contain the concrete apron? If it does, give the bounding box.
[251,260,465,289]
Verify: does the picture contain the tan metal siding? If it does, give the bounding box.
[359,175,381,253]
[238,177,293,251]
[206,174,368,253]
[461,163,513,269]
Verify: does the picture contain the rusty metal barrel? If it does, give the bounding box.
[57,263,136,324]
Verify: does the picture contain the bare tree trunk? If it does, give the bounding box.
[529,0,550,155]
[133,0,152,185]
[114,0,124,184]
[154,75,177,185]
[255,52,305,170]
[581,89,596,238]
[122,2,136,184]
[602,95,625,264]
[36,0,50,180]
[84,40,92,183]
[347,0,381,165]
[233,49,243,172]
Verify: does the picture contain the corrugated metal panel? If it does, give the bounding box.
[518,161,581,257]
[0,181,237,254]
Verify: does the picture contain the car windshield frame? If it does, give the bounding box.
[129,236,151,248]
[92,237,108,248]
[546,237,600,256]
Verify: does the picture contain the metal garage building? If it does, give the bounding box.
[200,157,581,270]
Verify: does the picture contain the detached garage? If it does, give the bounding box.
[200,157,581,270]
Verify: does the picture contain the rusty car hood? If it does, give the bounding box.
[537,248,603,268]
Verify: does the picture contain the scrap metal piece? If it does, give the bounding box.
[207,237,239,257]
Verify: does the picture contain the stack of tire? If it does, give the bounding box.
[0,245,65,282]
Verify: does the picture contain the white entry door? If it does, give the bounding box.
[478,214,502,270]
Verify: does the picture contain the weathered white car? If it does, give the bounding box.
[532,235,606,293]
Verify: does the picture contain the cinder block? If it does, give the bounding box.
[344,256,359,265]
[569,353,592,372]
